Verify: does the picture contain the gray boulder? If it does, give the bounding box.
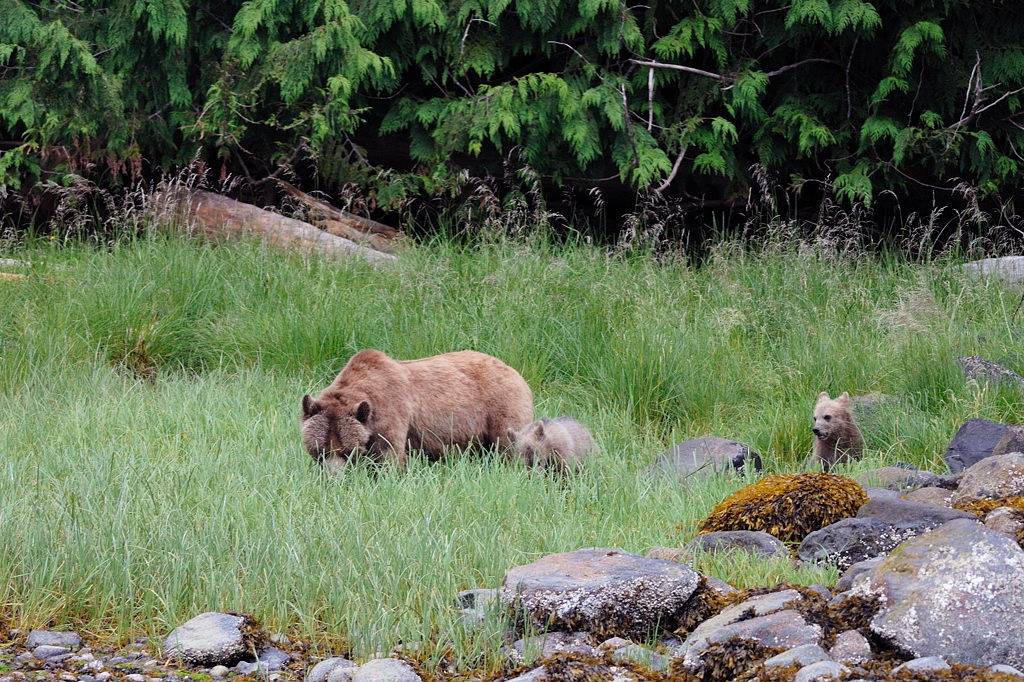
[798,517,922,570]
[506,632,597,664]
[235,647,290,675]
[500,548,700,638]
[945,419,1012,472]
[351,659,421,682]
[994,426,1024,458]
[857,495,975,527]
[306,657,356,682]
[763,644,831,669]
[26,631,81,651]
[855,467,939,492]
[32,645,71,660]
[506,668,547,682]
[894,656,950,672]
[676,610,822,671]
[835,556,884,592]
[684,530,789,559]
[163,612,255,666]
[953,451,1024,504]
[986,507,1024,539]
[794,661,848,681]
[646,437,761,480]
[902,486,954,507]
[862,519,1024,668]
[456,587,499,629]
[958,356,1024,390]
[963,256,1024,285]
[992,664,1024,678]
[829,630,871,664]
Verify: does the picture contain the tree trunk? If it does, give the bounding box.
[185,191,396,264]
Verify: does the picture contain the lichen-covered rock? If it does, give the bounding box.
[985,507,1024,542]
[163,612,257,666]
[306,657,357,682]
[834,556,884,592]
[953,452,1024,504]
[895,656,950,672]
[676,610,822,671]
[351,658,421,682]
[697,473,868,544]
[829,630,871,664]
[797,517,920,570]
[500,548,700,639]
[794,660,848,681]
[646,436,762,480]
[685,530,789,558]
[902,486,955,507]
[763,643,831,669]
[993,426,1024,458]
[25,630,81,651]
[963,257,1024,285]
[504,632,597,664]
[861,519,1024,668]
[683,589,804,649]
[858,495,975,526]
[945,419,1012,473]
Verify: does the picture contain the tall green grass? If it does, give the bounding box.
[0,235,1021,670]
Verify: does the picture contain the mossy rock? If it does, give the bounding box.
[698,474,868,544]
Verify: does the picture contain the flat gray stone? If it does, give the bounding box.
[991,664,1024,677]
[235,646,290,674]
[506,632,597,664]
[685,530,789,558]
[794,660,848,681]
[351,659,420,682]
[646,437,761,480]
[506,668,546,682]
[26,631,81,651]
[501,548,700,638]
[829,629,871,664]
[763,643,831,669]
[677,609,822,671]
[857,495,975,527]
[683,589,804,649]
[862,519,1024,668]
[895,656,950,672]
[953,452,1024,504]
[945,419,1012,473]
[32,645,70,660]
[902,486,955,507]
[163,612,253,667]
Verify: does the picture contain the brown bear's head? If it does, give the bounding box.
[299,394,373,472]
[812,391,852,442]
[507,421,546,465]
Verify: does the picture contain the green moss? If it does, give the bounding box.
[697,474,868,544]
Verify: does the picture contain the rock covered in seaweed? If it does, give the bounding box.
[697,473,868,543]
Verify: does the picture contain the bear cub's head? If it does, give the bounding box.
[299,394,373,472]
[812,391,852,442]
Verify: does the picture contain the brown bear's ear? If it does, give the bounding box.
[817,391,830,402]
[354,400,371,424]
[837,391,851,403]
[505,428,518,443]
[301,395,321,418]
[534,422,545,437]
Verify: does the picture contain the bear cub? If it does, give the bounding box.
[508,416,594,471]
[809,391,865,471]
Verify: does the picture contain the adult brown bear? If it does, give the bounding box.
[300,349,533,471]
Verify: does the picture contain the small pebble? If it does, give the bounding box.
[126,675,146,682]
[209,665,230,678]
[96,674,112,682]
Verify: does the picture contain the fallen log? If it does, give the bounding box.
[317,218,402,254]
[277,180,403,241]
[185,191,396,264]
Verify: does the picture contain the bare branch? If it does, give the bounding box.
[654,145,688,193]
[647,67,655,132]
[761,58,837,79]
[949,86,1024,129]
[628,59,728,81]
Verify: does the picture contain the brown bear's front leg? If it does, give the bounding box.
[372,429,409,468]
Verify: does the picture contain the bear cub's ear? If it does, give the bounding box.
[355,400,371,424]
[301,394,321,418]
[817,391,830,402]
